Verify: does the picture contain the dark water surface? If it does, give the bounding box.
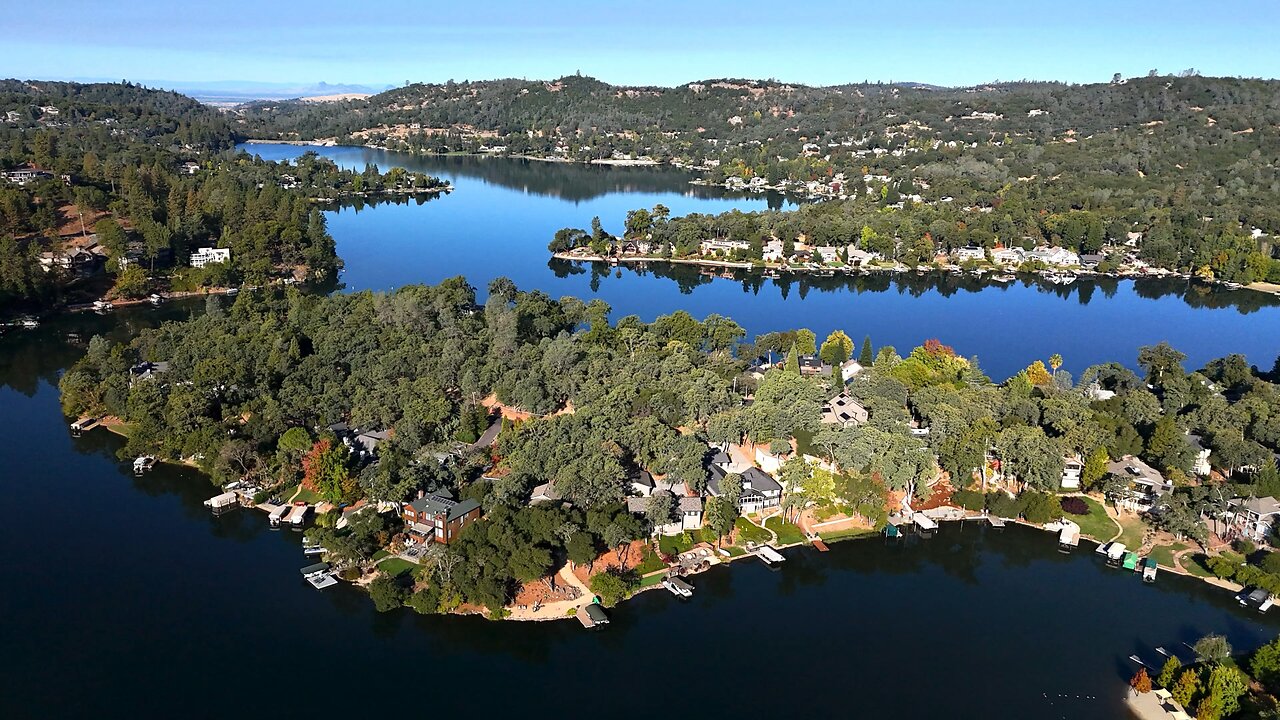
[243,143,1280,380]
[4,150,1280,718]
[4,312,1280,719]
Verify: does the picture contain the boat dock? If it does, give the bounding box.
[576,603,610,628]
[300,562,337,589]
[812,539,829,552]
[912,512,938,536]
[203,491,239,512]
[70,417,99,436]
[663,576,694,598]
[986,515,1006,529]
[755,545,786,566]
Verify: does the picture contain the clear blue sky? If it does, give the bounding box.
[4,0,1277,88]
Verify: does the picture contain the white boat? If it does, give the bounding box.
[148,294,164,305]
[92,300,114,312]
[663,577,694,598]
[18,316,39,328]
[132,455,157,475]
[302,545,327,556]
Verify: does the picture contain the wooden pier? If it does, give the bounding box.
[812,539,829,552]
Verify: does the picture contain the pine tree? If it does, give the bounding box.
[859,335,873,366]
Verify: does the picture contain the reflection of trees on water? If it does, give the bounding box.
[549,261,1280,315]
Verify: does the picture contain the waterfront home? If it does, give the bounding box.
[1187,433,1212,476]
[1061,454,1083,490]
[403,490,482,545]
[1079,253,1105,269]
[699,238,750,256]
[679,496,704,530]
[128,361,170,385]
[328,423,389,461]
[815,246,840,263]
[39,247,102,276]
[190,247,231,268]
[1226,496,1280,543]
[762,239,786,263]
[991,247,1025,266]
[953,246,986,263]
[708,464,782,514]
[629,469,657,496]
[821,391,869,427]
[1025,246,1080,266]
[846,248,881,267]
[627,490,702,535]
[710,447,752,474]
[1107,455,1172,511]
[797,354,830,377]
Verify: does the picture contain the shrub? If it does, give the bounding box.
[1130,667,1152,694]
[1022,492,1063,524]
[1059,496,1089,515]
[952,489,985,511]
[1261,551,1280,576]
[1235,538,1257,555]
[589,569,639,608]
[987,491,1021,519]
[368,575,407,612]
[407,586,442,615]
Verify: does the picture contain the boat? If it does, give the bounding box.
[224,287,239,297]
[303,545,327,556]
[203,491,239,512]
[663,576,694,598]
[132,455,157,475]
[92,300,114,312]
[148,294,164,305]
[1095,541,1111,556]
[993,274,1015,283]
[1142,558,1158,583]
[18,316,39,328]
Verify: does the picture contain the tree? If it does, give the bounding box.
[1049,353,1063,373]
[795,328,817,356]
[1193,634,1232,665]
[368,575,407,612]
[1082,446,1110,489]
[859,335,873,366]
[1138,342,1187,387]
[1170,669,1200,707]
[704,496,736,545]
[1146,415,1193,474]
[566,532,597,568]
[1157,655,1183,688]
[645,492,675,530]
[301,439,356,503]
[589,569,637,607]
[819,330,854,366]
[1250,635,1280,689]
[113,264,149,299]
[1024,360,1052,386]
[1129,667,1152,694]
[1205,664,1247,717]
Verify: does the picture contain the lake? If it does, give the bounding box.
[3,148,1280,719]
[3,311,1279,719]
[242,143,1280,380]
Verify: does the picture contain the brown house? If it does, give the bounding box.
[403,491,482,545]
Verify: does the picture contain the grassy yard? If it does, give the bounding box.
[377,558,416,578]
[286,484,322,504]
[735,518,772,545]
[633,545,667,575]
[1183,554,1216,578]
[766,517,806,546]
[820,526,878,543]
[640,573,667,588]
[1070,497,1120,542]
[1148,542,1188,569]
[1116,513,1148,549]
[370,549,390,562]
[658,529,710,556]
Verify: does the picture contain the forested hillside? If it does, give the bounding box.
[0,81,444,314]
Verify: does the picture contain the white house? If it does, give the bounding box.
[190,247,231,268]
[700,238,750,255]
[953,246,986,262]
[1108,455,1172,511]
[839,359,864,383]
[815,246,840,263]
[1227,496,1280,542]
[762,239,786,263]
[991,248,1025,266]
[1026,246,1080,266]
[822,391,869,427]
[1188,434,1212,476]
[1061,454,1084,490]
[846,248,881,267]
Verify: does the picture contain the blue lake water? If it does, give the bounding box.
[243,143,1280,380]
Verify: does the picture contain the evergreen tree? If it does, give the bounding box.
[859,335,873,366]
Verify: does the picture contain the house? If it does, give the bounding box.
[179,161,200,175]
[328,423,389,460]
[1226,496,1280,542]
[529,481,563,504]
[846,248,881,267]
[953,246,986,263]
[991,247,1025,266]
[403,490,482,545]
[128,361,170,384]
[822,391,868,427]
[190,247,231,268]
[797,354,830,377]
[814,246,840,263]
[39,247,101,276]
[707,464,782,514]
[1107,455,1172,511]
[839,359,864,383]
[678,496,703,531]
[762,239,786,262]
[1187,434,1212,476]
[1061,454,1084,490]
[1079,253,1105,269]
[1025,246,1080,267]
[699,238,749,255]
[2,165,52,186]
[629,469,656,497]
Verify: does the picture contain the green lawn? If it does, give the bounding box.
[1184,554,1216,578]
[633,545,667,575]
[735,518,772,545]
[1148,542,1188,569]
[287,484,322,504]
[370,549,390,562]
[1070,497,1121,542]
[766,517,806,546]
[659,530,710,556]
[377,558,416,578]
[640,573,667,588]
[793,428,816,458]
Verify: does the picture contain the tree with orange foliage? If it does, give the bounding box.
[301,438,356,503]
[1025,360,1053,386]
[1130,667,1153,694]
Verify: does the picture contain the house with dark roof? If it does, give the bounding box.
[1107,455,1172,511]
[821,391,868,427]
[403,490,482,545]
[128,361,170,385]
[707,464,782,514]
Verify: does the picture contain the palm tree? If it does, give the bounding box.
[1049,353,1063,373]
